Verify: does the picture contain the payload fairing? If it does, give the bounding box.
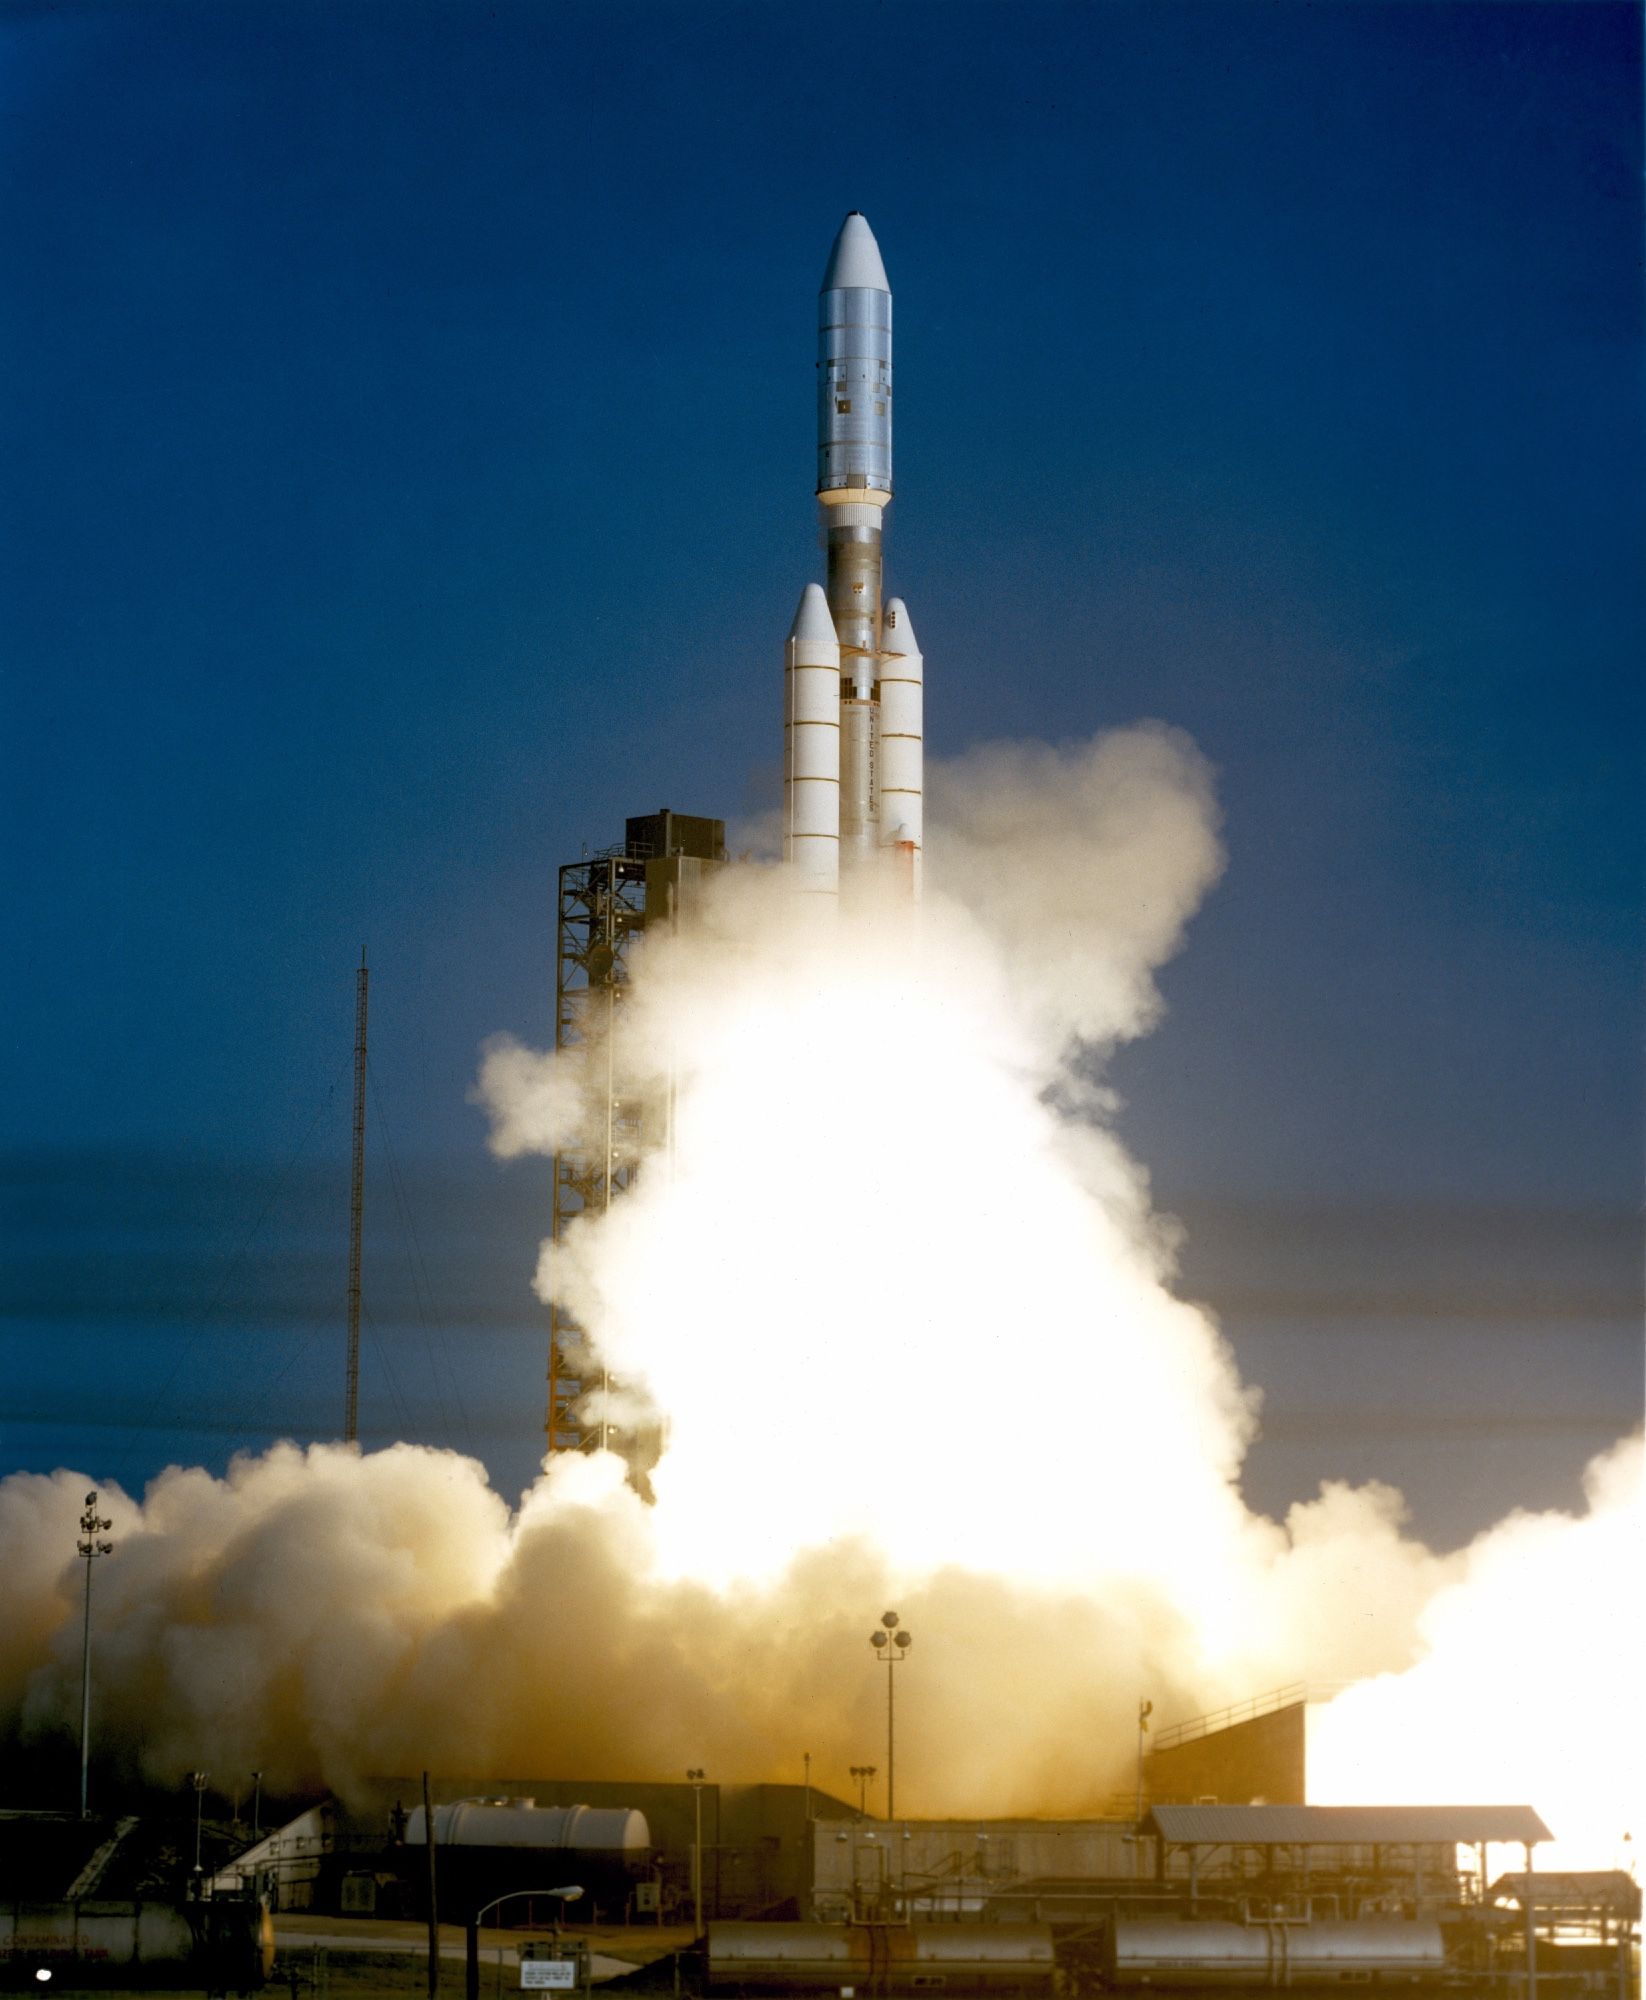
[783,213,923,899]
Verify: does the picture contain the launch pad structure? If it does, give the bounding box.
[547,809,724,1458]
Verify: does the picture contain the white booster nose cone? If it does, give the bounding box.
[882,595,919,656]
[788,580,839,648]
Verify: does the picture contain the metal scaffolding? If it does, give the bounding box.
[547,849,649,1456]
[545,811,726,1462]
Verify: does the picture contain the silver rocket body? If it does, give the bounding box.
[782,213,922,899]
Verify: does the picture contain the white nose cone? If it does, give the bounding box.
[821,211,890,293]
[881,596,920,660]
[788,580,838,647]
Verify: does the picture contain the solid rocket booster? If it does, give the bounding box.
[782,210,921,899]
[783,582,842,893]
[876,596,923,896]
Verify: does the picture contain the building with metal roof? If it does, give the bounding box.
[1144,1804,1552,1849]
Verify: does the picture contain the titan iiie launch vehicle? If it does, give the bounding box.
[784,213,923,900]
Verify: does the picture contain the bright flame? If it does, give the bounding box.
[558,893,1258,1609]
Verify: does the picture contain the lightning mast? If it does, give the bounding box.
[345,946,368,1443]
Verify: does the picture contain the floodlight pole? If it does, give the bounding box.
[870,1612,911,1822]
[76,1492,113,1817]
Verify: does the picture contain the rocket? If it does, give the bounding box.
[783,212,923,900]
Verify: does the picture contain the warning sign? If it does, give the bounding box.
[520,1960,577,1990]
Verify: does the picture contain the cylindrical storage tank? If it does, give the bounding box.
[0,1900,273,1988]
[404,1801,650,1860]
[883,1924,1056,1992]
[1105,1919,1447,1988]
[875,596,922,899]
[709,1923,862,1992]
[707,1923,1055,1996]
[784,583,840,896]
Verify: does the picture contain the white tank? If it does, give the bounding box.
[1106,1918,1447,1987]
[708,1922,1055,1994]
[0,1899,273,1985]
[403,1800,650,1858]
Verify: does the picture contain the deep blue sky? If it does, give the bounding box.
[3,1,1640,1547]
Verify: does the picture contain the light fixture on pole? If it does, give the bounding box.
[869,1612,912,1821]
[849,1765,878,1817]
[76,1492,113,1819]
[190,1770,209,1875]
[465,1886,582,2000]
[686,1769,706,1936]
[251,1770,263,1842]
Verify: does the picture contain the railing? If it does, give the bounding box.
[1153,1681,1348,1752]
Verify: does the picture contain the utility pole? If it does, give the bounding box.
[345,948,369,1443]
[422,1770,440,2000]
[76,1492,113,1817]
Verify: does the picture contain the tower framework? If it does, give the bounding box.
[345,948,369,1443]
[547,810,724,1459]
[548,851,648,1455]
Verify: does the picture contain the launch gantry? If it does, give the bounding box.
[546,810,724,1466]
[547,848,648,1458]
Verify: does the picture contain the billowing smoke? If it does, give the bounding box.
[1306,1432,1642,1862]
[4,728,1638,1859]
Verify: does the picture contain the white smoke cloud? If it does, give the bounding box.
[473,1033,586,1159]
[1306,1434,1644,1861]
[533,727,1246,1599]
[929,725,1225,1054]
[3,725,1638,1864]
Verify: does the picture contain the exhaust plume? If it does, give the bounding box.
[5,727,1637,1862]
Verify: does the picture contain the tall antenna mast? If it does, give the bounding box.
[345,946,369,1443]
